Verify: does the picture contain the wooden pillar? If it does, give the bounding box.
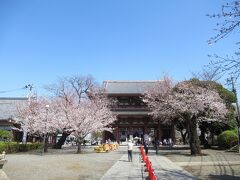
[116,127,119,143]
[113,128,116,141]
[129,126,132,140]
[144,126,147,134]
[102,131,106,144]
[171,125,176,143]
[157,122,160,140]
[159,125,163,142]
[143,121,148,135]
[49,136,51,144]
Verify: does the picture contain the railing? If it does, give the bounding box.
[139,145,157,180]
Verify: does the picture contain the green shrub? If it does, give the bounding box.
[218,130,238,149]
[0,142,7,152]
[0,130,13,141]
[0,142,40,153]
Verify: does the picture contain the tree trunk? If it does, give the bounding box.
[211,131,214,146]
[77,138,82,153]
[53,132,70,149]
[210,122,214,146]
[199,125,210,149]
[180,131,188,145]
[199,128,205,145]
[22,130,27,144]
[188,118,201,155]
[44,134,48,153]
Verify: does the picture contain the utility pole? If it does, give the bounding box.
[22,84,34,144]
[227,77,240,153]
[42,104,49,154]
[25,84,34,101]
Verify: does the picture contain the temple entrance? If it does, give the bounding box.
[118,127,144,142]
[132,127,143,139]
[119,128,127,142]
[104,124,175,145]
[162,129,171,140]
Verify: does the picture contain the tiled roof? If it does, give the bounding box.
[0,97,27,120]
[103,81,159,94]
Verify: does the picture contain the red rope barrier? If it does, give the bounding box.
[140,144,157,180]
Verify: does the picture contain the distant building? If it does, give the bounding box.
[0,97,27,140]
[103,81,176,144]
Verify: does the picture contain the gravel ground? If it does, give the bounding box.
[160,148,240,180]
[3,146,125,180]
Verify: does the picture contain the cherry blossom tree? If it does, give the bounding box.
[17,87,116,153]
[17,97,57,152]
[173,81,227,155]
[143,77,227,155]
[46,75,97,149]
[70,94,116,153]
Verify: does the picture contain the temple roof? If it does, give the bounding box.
[0,97,27,120]
[103,81,159,95]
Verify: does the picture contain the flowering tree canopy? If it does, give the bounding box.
[67,90,116,152]
[18,76,116,152]
[143,77,228,155]
[144,78,227,122]
[172,80,227,120]
[46,75,98,149]
[143,76,176,123]
[17,97,57,135]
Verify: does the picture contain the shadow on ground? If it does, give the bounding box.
[156,169,196,180]
[16,146,136,157]
[208,174,240,180]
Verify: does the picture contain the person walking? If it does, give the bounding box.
[127,140,133,162]
[155,138,159,154]
[143,142,149,155]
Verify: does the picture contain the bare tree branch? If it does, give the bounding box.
[192,66,222,81]
[207,1,240,79]
[207,1,240,44]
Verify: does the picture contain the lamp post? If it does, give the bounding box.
[232,102,240,153]
[228,77,240,153]
[42,104,49,154]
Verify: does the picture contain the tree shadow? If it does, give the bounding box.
[154,169,196,180]
[208,174,240,180]
[118,160,130,162]
[156,149,209,157]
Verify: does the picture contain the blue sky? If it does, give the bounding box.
[0,0,237,97]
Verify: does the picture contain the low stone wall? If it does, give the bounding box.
[0,152,8,180]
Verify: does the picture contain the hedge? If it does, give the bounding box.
[0,142,41,153]
[0,130,13,141]
[217,129,238,149]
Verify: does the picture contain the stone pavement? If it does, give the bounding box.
[100,146,196,180]
[148,153,196,180]
[100,146,144,180]
[0,170,8,180]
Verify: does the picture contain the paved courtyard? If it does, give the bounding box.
[2,145,240,180]
[3,146,124,180]
[160,148,240,180]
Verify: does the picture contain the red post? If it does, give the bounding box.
[146,157,150,171]
[143,153,146,162]
[148,165,152,179]
[152,172,157,180]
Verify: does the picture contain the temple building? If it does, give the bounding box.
[0,97,27,141]
[103,81,176,144]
